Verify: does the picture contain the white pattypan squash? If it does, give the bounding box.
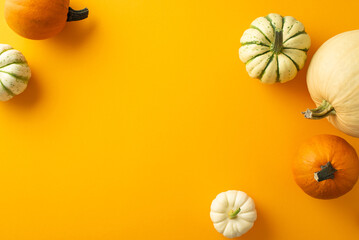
[239,13,311,83]
[0,44,31,101]
[303,30,359,137]
[210,190,257,238]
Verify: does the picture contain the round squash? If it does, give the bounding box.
[0,44,31,101]
[293,134,359,199]
[210,190,257,238]
[303,30,359,137]
[4,0,89,40]
[239,13,311,83]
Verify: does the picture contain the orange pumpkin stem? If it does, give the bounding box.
[314,162,337,182]
[67,7,89,22]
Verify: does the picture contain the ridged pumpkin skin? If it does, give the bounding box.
[4,0,88,40]
[304,30,359,137]
[239,13,311,84]
[293,135,359,199]
[0,44,31,101]
[210,190,257,238]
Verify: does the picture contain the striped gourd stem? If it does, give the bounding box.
[271,30,283,54]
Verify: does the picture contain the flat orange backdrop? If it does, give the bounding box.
[0,0,359,239]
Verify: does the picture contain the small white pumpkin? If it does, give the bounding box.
[210,190,257,238]
[303,30,359,137]
[0,44,31,101]
[239,13,311,83]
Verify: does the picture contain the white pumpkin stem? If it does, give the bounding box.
[302,100,336,120]
[271,30,283,54]
[67,7,89,22]
[314,162,337,182]
[228,208,241,219]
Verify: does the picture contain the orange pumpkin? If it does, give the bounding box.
[293,134,359,199]
[4,0,89,40]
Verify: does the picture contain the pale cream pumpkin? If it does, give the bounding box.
[0,44,31,101]
[303,30,359,137]
[210,190,257,238]
[239,13,311,83]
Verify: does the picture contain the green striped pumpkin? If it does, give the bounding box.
[239,13,311,84]
[0,44,31,101]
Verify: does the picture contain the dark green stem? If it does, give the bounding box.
[272,30,283,54]
[228,208,241,219]
[314,162,337,182]
[67,7,89,22]
[302,100,336,120]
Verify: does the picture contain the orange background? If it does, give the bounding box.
[0,0,359,239]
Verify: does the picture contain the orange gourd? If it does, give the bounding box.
[292,134,359,199]
[4,0,89,40]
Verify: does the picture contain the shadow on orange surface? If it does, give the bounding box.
[50,17,97,50]
[264,39,321,101]
[240,205,271,240]
[326,183,359,224]
[6,70,42,109]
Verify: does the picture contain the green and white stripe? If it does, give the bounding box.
[239,13,311,84]
[0,44,31,101]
